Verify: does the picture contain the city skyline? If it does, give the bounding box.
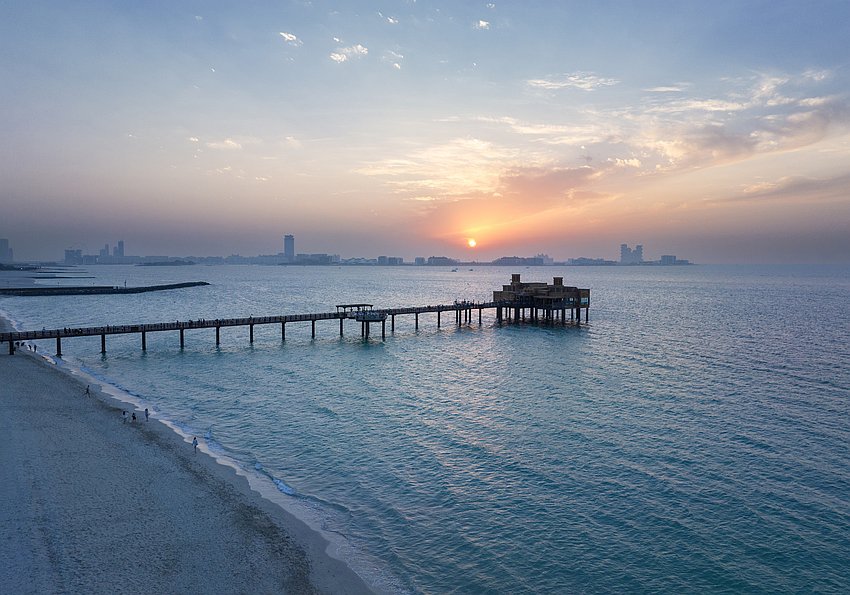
[49,235,686,267]
[2,2,850,264]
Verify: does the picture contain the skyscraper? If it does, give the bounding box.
[284,235,295,262]
[620,243,644,264]
[0,238,12,263]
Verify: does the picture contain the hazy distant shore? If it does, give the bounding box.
[0,314,371,594]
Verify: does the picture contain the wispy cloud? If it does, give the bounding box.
[528,72,619,91]
[631,70,849,169]
[279,32,303,47]
[472,115,614,144]
[382,50,404,70]
[356,138,520,199]
[330,44,368,63]
[474,20,490,30]
[204,136,263,151]
[644,85,688,93]
[206,138,242,150]
[282,136,301,149]
[722,173,850,203]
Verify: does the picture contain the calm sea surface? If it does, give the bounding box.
[2,264,849,593]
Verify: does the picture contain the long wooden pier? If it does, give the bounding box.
[1,275,590,356]
[1,299,588,356]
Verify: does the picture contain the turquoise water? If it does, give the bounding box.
[3,264,850,593]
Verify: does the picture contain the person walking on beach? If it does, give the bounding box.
[192,436,199,453]
[85,385,91,397]
[131,412,137,423]
[122,411,127,424]
[144,408,149,422]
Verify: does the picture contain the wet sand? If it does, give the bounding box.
[0,324,371,593]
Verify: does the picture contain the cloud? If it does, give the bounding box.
[644,85,688,93]
[722,173,850,203]
[203,136,262,151]
[499,166,599,203]
[528,72,619,91]
[187,137,199,143]
[377,12,398,24]
[474,20,490,30]
[279,32,303,47]
[627,70,850,170]
[283,136,301,148]
[357,136,603,217]
[470,115,615,145]
[330,44,368,63]
[382,50,404,70]
[608,157,642,168]
[206,138,242,150]
[356,138,520,198]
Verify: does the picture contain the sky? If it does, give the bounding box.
[2,1,849,263]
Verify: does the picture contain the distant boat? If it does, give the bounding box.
[451,268,458,272]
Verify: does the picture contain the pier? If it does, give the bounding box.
[0,281,210,297]
[1,275,589,355]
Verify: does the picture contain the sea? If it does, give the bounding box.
[2,263,849,593]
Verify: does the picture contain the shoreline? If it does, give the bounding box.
[0,315,373,594]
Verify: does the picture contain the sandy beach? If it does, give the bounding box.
[0,323,371,593]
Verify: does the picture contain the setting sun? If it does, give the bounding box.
[467,238,477,248]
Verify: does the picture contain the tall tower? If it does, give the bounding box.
[284,235,295,262]
[634,245,643,263]
[0,238,11,263]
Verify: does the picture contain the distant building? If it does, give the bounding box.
[113,240,125,258]
[535,253,554,265]
[491,256,545,266]
[567,257,617,266]
[99,244,110,258]
[0,238,12,263]
[295,253,335,265]
[64,249,83,265]
[414,257,426,266]
[377,256,403,265]
[284,235,295,262]
[660,255,691,265]
[619,244,643,264]
[427,256,458,266]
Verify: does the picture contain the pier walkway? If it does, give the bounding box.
[1,299,588,356]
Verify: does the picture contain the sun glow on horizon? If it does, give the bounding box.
[467,238,477,248]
